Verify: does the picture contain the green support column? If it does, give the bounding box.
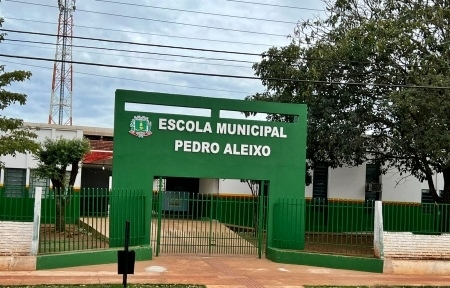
[268,180,305,250]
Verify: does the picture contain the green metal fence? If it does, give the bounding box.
[305,199,375,257]
[39,188,86,254]
[383,202,450,233]
[0,186,81,223]
[273,198,375,257]
[0,186,33,222]
[5,184,450,258]
[151,192,267,257]
[39,188,146,254]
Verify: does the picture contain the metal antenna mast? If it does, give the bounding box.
[48,0,76,125]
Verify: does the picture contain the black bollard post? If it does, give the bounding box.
[118,221,135,288]
[123,220,130,288]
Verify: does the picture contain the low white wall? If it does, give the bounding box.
[384,259,450,275]
[0,256,36,271]
[383,232,450,260]
[0,221,33,256]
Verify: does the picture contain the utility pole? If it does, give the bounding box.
[48,0,76,125]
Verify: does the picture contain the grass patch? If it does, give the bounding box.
[304,233,374,258]
[1,285,205,288]
[39,223,109,254]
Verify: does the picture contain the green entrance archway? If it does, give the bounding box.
[110,90,307,257]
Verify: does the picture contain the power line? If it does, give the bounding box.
[223,0,325,11]
[1,29,262,57]
[4,17,275,47]
[3,41,251,68]
[90,0,297,24]
[4,38,256,64]
[2,53,450,90]
[1,59,253,94]
[78,10,286,38]
[10,3,442,71]
[6,0,289,37]
[4,28,449,71]
[0,54,260,78]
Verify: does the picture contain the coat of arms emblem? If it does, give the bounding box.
[129,116,152,138]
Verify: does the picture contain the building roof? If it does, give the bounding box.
[24,122,115,165]
[24,122,113,137]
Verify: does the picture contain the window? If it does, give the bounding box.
[312,163,328,200]
[4,168,26,198]
[311,163,328,224]
[365,163,381,202]
[29,170,50,198]
[421,189,434,203]
[421,189,435,214]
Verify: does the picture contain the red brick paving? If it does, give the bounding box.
[1,255,450,287]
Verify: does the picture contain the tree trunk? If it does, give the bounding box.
[425,171,441,203]
[69,161,79,187]
[251,181,263,237]
[55,193,66,232]
[53,183,67,233]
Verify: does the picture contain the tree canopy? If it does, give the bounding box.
[248,0,450,202]
[0,17,39,166]
[34,137,90,232]
[34,137,91,191]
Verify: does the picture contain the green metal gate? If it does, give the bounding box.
[151,191,267,257]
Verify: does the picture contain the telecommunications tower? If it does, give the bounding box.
[48,0,76,125]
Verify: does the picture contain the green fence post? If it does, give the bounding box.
[144,188,151,246]
[437,204,442,232]
[156,177,163,256]
[209,194,214,255]
[258,193,264,259]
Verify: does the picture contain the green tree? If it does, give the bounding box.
[248,0,450,203]
[0,17,39,166]
[34,138,90,232]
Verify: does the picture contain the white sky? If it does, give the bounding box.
[0,0,326,128]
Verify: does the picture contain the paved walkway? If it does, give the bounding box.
[1,255,450,287]
[81,217,257,255]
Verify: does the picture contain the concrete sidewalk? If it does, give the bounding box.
[1,255,450,287]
